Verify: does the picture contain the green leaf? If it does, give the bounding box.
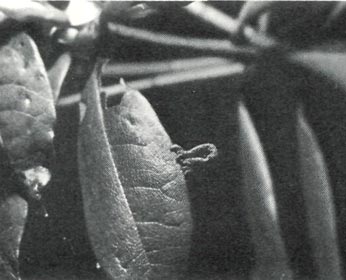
[297,106,343,280]
[78,65,192,279]
[291,51,346,91]
[0,32,55,198]
[0,32,55,279]
[0,32,53,100]
[238,101,292,280]
[0,194,27,280]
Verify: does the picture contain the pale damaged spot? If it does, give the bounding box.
[23,97,31,109]
[47,130,54,140]
[21,166,51,200]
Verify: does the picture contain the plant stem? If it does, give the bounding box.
[103,63,244,95]
[185,2,277,48]
[103,57,232,77]
[57,63,244,107]
[185,2,240,35]
[107,22,256,55]
[48,52,72,102]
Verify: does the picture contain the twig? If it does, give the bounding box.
[325,2,346,27]
[48,52,72,102]
[185,2,239,35]
[103,63,244,95]
[103,57,232,77]
[107,22,257,55]
[243,26,277,48]
[185,2,277,48]
[57,63,245,107]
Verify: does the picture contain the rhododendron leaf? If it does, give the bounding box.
[78,65,193,279]
[297,106,343,280]
[291,51,346,91]
[238,101,292,280]
[0,194,27,280]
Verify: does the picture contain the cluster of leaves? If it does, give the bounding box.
[1,1,346,280]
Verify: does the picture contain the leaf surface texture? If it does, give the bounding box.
[78,67,192,280]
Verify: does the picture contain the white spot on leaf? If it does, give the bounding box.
[23,97,31,108]
[22,166,51,188]
[47,130,54,140]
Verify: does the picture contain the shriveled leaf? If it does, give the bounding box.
[0,32,55,197]
[78,66,192,279]
[290,51,346,91]
[238,102,292,280]
[0,194,27,280]
[297,106,343,280]
[171,143,217,177]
